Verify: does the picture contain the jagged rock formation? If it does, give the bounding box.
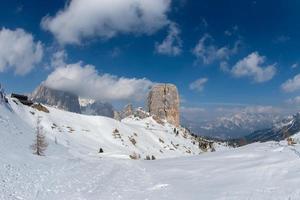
[80,100,114,118]
[114,104,134,120]
[122,104,134,118]
[134,107,150,119]
[31,84,81,113]
[147,84,180,126]
[0,84,8,104]
[114,105,150,121]
[114,111,121,121]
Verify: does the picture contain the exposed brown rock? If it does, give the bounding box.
[147,84,180,126]
[31,103,50,113]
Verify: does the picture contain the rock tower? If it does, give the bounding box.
[147,84,180,126]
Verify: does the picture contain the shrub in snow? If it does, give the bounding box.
[159,138,165,143]
[113,128,119,133]
[112,128,121,139]
[129,136,137,146]
[31,117,48,156]
[287,137,296,146]
[32,103,49,113]
[129,152,140,160]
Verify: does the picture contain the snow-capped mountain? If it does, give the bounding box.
[79,98,114,118]
[242,112,300,144]
[185,111,280,139]
[32,85,115,118]
[31,84,81,113]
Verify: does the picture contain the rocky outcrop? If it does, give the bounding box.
[147,84,180,126]
[80,100,114,118]
[31,84,81,113]
[0,84,8,104]
[134,107,150,119]
[114,104,134,120]
[114,105,150,121]
[122,104,134,118]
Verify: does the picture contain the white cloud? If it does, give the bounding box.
[192,34,241,65]
[44,62,154,102]
[155,23,182,56]
[231,52,276,83]
[50,50,67,68]
[189,78,208,92]
[286,96,300,105]
[220,61,230,72]
[0,28,43,75]
[41,0,171,44]
[281,74,300,92]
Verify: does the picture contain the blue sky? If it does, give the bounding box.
[1,0,300,120]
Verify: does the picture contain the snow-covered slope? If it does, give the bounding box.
[2,97,218,160]
[2,97,300,199]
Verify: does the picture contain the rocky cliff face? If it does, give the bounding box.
[31,84,81,113]
[80,100,114,118]
[147,84,180,126]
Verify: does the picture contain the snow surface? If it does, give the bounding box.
[1,98,300,199]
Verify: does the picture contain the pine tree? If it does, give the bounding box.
[31,117,48,156]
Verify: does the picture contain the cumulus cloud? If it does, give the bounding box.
[44,62,154,102]
[155,23,182,56]
[0,28,43,75]
[41,0,171,44]
[192,34,241,65]
[281,74,300,92]
[189,78,208,92]
[231,52,276,83]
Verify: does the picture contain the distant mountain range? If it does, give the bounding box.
[182,111,281,139]
[241,112,300,144]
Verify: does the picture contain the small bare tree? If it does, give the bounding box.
[31,117,48,156]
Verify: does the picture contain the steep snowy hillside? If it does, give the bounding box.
[2,96,300,200]
[2,96,220,160]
